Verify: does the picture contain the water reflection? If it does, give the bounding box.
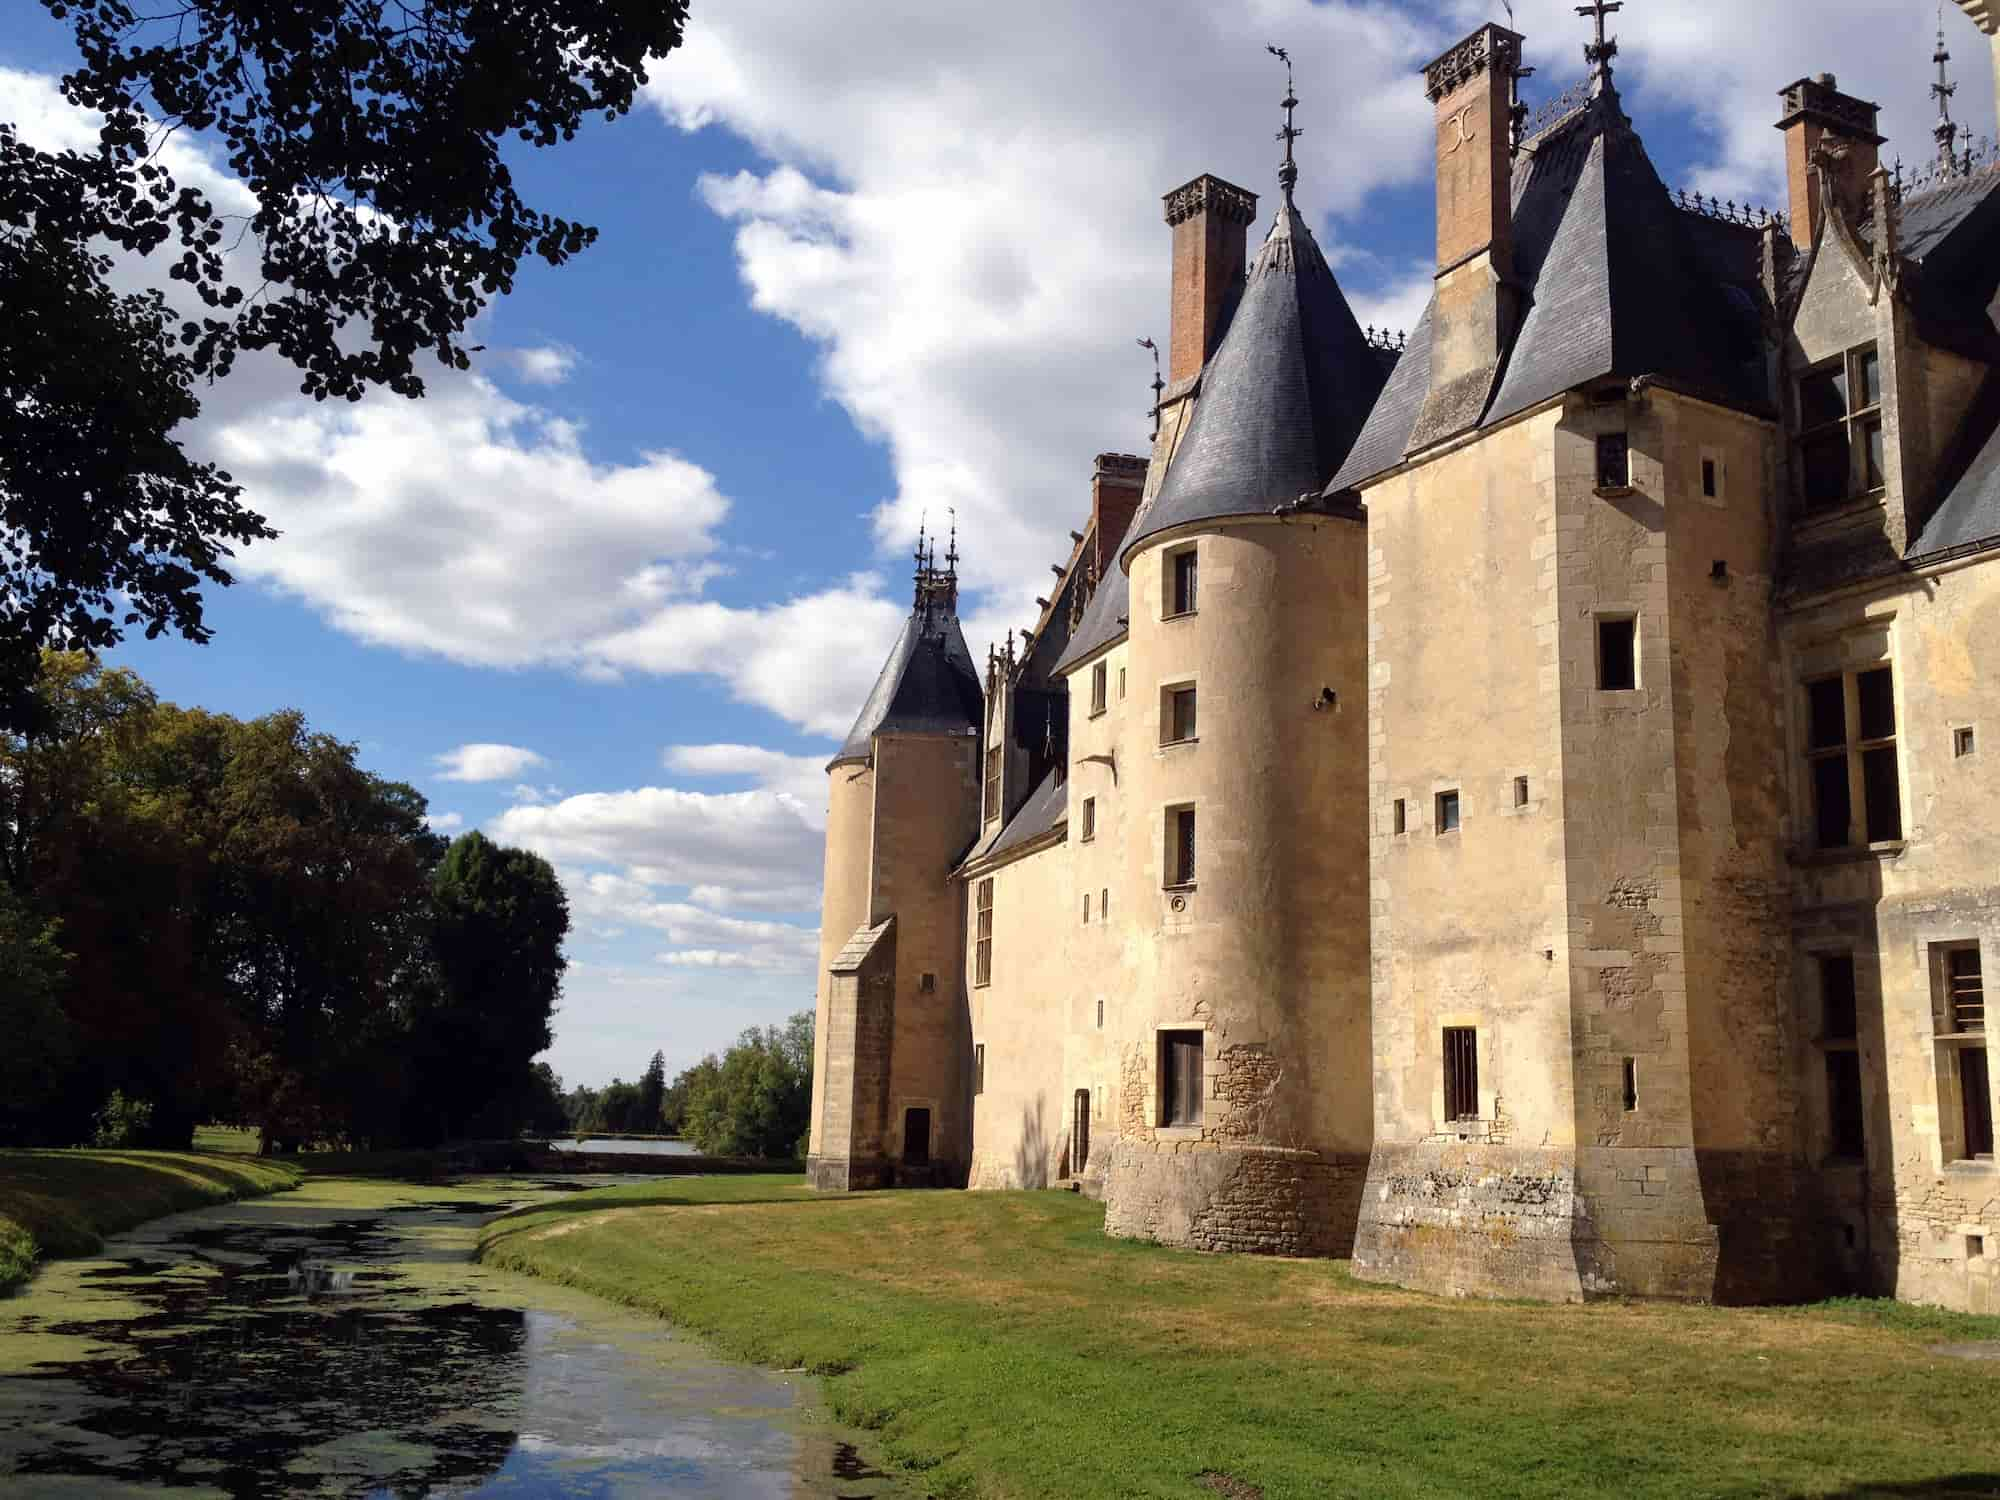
[0,1177,902,1498]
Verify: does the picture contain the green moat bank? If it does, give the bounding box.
[480,1176,2000,1500]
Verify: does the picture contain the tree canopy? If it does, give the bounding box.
[0,0,691,727]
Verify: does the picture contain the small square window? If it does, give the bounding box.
[1435,790,1460,835]
[1392,797,1407,835]
[1080,795,1097,842]
[1163,685,1197,744]
[1596,432,1631,489]
[1513,775,1529,809]
[1954,726,1976,758]
[1597,616,1637,691]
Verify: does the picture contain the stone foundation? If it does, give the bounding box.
[805,1155,893,1192]
[1103,1141,1367,1256]
[1354,1142,1837,1302]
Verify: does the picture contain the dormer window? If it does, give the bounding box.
[1795,343,1883,515]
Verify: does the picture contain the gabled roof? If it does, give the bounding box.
[830,607,983,767]
[1049,558,1128,676]
[1326,91,1768,495]
[1122,194,1384,558]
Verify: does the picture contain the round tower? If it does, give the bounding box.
[1098,111,1386,1255]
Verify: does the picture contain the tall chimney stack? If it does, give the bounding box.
[1407,22,1526,452]
[1775,75,1884,251]
[1955,0,1999,137]
[1089,454,1147,576]
[1162,175,1258,385]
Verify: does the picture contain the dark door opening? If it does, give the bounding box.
[1072,1088,1091,1175]
[902,1107,931,1166]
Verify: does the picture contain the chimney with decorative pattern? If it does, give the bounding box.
[1162,175,1258,386]
[1775,74,1884,251]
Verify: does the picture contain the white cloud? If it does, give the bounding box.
[426,811,465,832]
[499,343,580,385]
[434,743,549,782]
[662,743,828,815]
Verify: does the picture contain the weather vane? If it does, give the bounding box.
[1137,337,1164,439]
[1576,0,1622,93]
[1267,44,1301,201]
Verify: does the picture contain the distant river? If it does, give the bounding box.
[549,1137,700,1155]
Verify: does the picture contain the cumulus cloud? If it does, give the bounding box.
[564,871,819,970]
[426,811,465,832]
[662,743,829,815]
[498,344,580,385]
[434,743,549,782]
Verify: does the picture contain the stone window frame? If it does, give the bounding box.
[1697,443,1728,508]
[1155,1023,1207,1132]
[1434,787,1461,837]
[982,746,1002,825]
[973,877,994,988]
[1164,542,1199,620]
[1792,341,1884,519]
[1800,661,1904,853]
[1931,940,1995,1169]
[1160,678,1198,747]
[973,1043,985,1097]
[1954,724,1978,760]
[1594,610,1640,692]
[1089,660,1108,718]
[1390,796,1408,836]
[1079,795,1097,843]
[1163,801,1197,890]
[1807,945,1867,1164]
[1442,1024,1480,1124]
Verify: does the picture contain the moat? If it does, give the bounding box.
[0,1174,900,1498]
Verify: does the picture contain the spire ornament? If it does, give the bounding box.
[1575,0,1623,96]
[1137,337,1165,439]
[1934,12,1963,176]
[1267,44,1302,202]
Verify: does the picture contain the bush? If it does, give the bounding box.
[92,1091,155,1148]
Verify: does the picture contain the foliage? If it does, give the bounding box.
[637,1050,667,1132]
[0,653,566,1151]
[1,0,690,727]
[403,831,569,1143]
[90,1090,154,1148]
[680,1012,813,1159]
[484,1181,2000,1500]
[0,1147,298,1294]
[0,881,73,1145]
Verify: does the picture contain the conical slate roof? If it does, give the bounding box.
[830,606,983,767]
[1122,195,1386,559]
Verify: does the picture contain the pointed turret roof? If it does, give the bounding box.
[1121,193,1386,559]
[1327,89,1769,495]
[830,549,983,768]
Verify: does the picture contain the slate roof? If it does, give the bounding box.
[1911,371,2000,558]
[1122,194,1385,558]
[963,764,1067,869]
[830,606,983,766]
[1326,90,1767,495]
[1866,164,2000,362]
[1049,556,1129,675]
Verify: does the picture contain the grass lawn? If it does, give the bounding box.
[0,1148,300,1295]
[480,1176,2000,1500]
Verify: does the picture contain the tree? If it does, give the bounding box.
[637,1050,667,1134]
[681,1012,814,1160]
[0,881,73,1145]
[406,830,569,1142]
[1,1,692,726]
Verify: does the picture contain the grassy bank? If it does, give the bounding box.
[0,1149,300,1295]
[480,1177,2000,1500]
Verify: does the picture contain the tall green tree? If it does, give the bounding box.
[681,1012,814,1160]
[0,881,73,1145]
[2,0,692,727]
[406,830,569,1143]
[637,1050,667,1133]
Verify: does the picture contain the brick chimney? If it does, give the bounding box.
[1090,453,1147,576]
[1162,175,1258,385]
[1407,23,1525,453]
[1775,75,1884,251]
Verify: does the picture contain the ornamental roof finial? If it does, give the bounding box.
[1267,44,1301,203]
[1576,0,1623,96]
[1137,337,1165,439]
[1934,9,1963,175]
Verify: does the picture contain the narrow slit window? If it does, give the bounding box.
[1080,795,1096,842]
[1166,806,1197,887]
[1513,775,1530,809]
[1101,887,1108,919]
[1096,998,1104,1029]
[1169,548,1198,616]
[1596,432,1631,489]
[1435,789,1460,835]
[974,1043,985,1096]
[1443,1027,1479,1122]
[1072,1089,1091,1174]
[1118,667,1127,699]
[1082,893,1090,923]
[1160,1030,1203,1126]
[983,746,1002,824]
[1392,798,1407,835]
[1621,1058,1639,1113]
[1701,457,1718,498]
[1597,616,1637,691]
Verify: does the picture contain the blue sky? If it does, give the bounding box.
[4,0,1992,1088]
